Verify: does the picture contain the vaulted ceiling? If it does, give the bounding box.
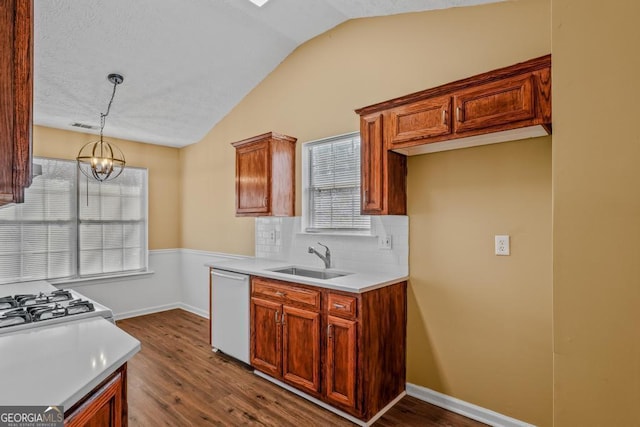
[34,0,502,147]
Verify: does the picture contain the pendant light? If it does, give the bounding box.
[76,73,126,182]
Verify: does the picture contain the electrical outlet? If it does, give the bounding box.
[495,235,510,256]
[378,235,392,250]
[268,230,276,244]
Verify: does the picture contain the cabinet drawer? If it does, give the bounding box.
[328,293,357,320]
[252,278,321,310]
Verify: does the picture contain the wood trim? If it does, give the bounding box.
[355,54,551,115]
[230,131,296,147]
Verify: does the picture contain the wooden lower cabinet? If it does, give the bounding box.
[251,297,281,378]
[282,305,320,394]
[64,364,128,427]
[251,295,321,396]
[325,315,357,409]
[250,277,407,422]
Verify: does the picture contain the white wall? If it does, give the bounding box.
[59,249,247,320]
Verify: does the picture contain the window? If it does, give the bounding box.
[0,157,147,284]
[303,132,370,233]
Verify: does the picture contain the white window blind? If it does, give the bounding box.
[78,168,147,276]
[0,157,148,284]
[305,133,370,232]
[0,159,76,283]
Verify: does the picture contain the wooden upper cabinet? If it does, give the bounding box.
[453,73,535,134]
[360,114,384,214]
[356,55,551,154]
[0,0,33,207]
[360,113,407,216]
[356,55,551,214]
[232,132,296,217]
[387,95,452,147]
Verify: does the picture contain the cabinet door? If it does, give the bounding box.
[0,0,33,206]
[282,305,320,394]
[387,95,452,147]
[236,140,270,215]
[360,113,384,214]
[325,315,357,409]
[454,74,535,134]
[65,370,123,427]
[250,297,281,378]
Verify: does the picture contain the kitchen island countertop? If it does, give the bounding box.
[206,257,408,293]
[0,317,140,410]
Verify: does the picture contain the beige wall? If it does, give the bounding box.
[181,0,552,424]
[552,1,640,425]
[33,126,181,250]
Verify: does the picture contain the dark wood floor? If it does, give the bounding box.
[117,309,486,427]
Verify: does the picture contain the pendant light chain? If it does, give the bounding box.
[100,79,119,142]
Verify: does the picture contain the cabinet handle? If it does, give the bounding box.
[275,310,279,324]
[275,291,286,297]
[456,106,462,122]
[333,303,346,309]
[263,196,268,207]
[327,324,333,339]
[281,313,286,326]
[442,109,447,125]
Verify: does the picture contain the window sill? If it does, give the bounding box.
[297,231,376,238]
[50,270,155,288]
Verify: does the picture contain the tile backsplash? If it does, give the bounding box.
[256,216,408,275]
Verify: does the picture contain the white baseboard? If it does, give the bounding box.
[178,302,209,319]
[114,303,181,320]
[406,383,535,427]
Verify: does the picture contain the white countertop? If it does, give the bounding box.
[207,257,408,293]
[0,317,140,409]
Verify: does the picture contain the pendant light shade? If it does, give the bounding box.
[77,139,125,182]
[77,73,126,182]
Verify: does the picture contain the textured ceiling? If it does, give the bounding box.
[34,0,502,147]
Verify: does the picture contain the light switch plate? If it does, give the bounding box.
[495,235,510,256]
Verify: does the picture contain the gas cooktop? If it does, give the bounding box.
[0,281,113,335]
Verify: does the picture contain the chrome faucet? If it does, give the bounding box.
[308,242,331,269]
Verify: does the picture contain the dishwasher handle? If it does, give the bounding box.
[212,270,248,281]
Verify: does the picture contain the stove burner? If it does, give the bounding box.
[66,299,94,315]
[28,303,67,321]
[0,297,18,310]
[13,290,73,307]
[0,308,31,328]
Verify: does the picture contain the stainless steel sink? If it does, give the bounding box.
[269,266,351,280]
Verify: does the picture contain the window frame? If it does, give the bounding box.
[301,132,371,235]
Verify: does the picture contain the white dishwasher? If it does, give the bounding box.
[211,269,250,364]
